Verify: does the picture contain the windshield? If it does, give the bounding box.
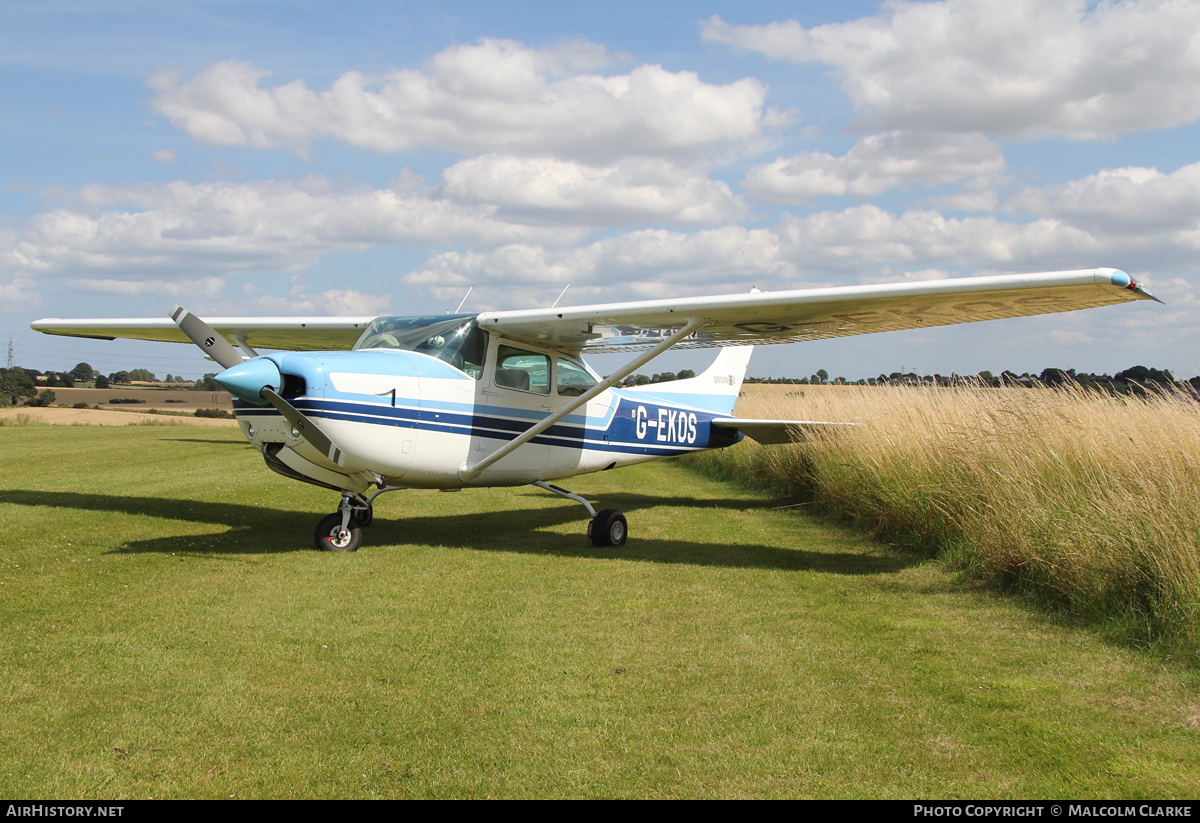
[354,314,486,379]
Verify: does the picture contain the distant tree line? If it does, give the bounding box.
[745,365,1198,396]
[9,362,205,388]
[4,357,1197,409]
[618,369,696,387]
[0,362,223,408]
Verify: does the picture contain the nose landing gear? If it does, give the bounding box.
[314,488,400,551]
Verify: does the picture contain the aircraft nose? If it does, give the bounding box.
[215,358,282,405]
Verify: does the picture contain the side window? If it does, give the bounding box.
[557,357,598,397]
[495,345,550,395]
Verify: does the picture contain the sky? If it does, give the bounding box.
[3,0,1199,381]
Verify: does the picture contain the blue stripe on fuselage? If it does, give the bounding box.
[233,393,734,455]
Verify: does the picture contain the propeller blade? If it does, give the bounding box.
[172,305,346,468]
[169,305,243,370]
[260,387,346,468]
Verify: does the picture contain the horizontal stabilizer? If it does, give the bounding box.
[710,417,854,445]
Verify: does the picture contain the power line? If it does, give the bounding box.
[13,341,211,367]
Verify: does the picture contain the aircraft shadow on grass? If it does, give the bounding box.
[1,488,913,576]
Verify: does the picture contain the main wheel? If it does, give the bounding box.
[353,502,373,527]
[315,512,362,552]
[590,509,627,547]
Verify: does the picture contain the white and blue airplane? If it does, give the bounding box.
[32,268,1157,551]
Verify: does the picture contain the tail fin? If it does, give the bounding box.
[622,345,753,415]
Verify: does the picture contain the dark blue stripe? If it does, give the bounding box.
[234,395,718,455]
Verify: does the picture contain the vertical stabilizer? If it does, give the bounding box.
[622,345,754,415]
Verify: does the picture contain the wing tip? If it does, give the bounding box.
[1104,268,1162,304]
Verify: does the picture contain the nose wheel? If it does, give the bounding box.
[312,488,402,552]
[315,512,362,552]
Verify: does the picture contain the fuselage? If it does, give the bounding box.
[231,335,741,493]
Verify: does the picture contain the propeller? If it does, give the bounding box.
[171,305,347,469]
[169,305,242,369]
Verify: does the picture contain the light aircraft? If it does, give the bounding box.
[32,268,1157,551]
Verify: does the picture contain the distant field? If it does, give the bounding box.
[1,386,235,426]
[0,408,237,427]
[1,425,1197,799]
[702,382,1200,662]
[41,387,233,410]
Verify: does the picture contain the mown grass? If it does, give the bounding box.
[689,384,1200,663]
[1,425,1198,798]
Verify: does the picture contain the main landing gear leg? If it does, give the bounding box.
[532,480,628,548]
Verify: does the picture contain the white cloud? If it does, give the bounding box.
[3,154,760,287]
[149,39,779,162]
[441,155,746,225]
[3,177,583,279]
[919,188,1000,214]
[769,206,1108,273]
[402,198,1200,302]
[743,131,1004,203]
[67,276,225,297]
[11,167,1199,318]
[151,148,178,164]
[401,226,798,308]
[0,277,40,310]
[859,266,952,285]
[249,287,392,316]
[1007,162,1200,234]
[703,0,1200,139]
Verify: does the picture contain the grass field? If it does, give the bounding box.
[2,425,1199,798]
[692,383,1200,663]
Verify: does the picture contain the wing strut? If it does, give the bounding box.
[458,316,708,481]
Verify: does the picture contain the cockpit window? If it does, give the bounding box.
[557,357,598,397]
[354,314,487,379]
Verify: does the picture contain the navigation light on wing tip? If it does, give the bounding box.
[1108,269,1162,303]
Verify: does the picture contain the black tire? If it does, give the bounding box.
[315,512,362,552]
[590,509,627,547]
[353,503,373,527]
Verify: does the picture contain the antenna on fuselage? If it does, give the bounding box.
[452,285,473,314]
[550,284,571,308]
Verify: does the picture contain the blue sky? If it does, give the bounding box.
[3,0,1198,381]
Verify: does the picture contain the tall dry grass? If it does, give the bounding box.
[689,384,1200,659]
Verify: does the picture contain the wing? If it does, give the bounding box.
[30,268,1156,354]
[28,315,379,352]
[476,268,1158,353]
